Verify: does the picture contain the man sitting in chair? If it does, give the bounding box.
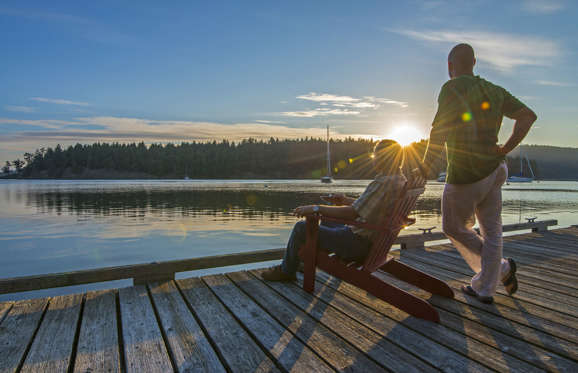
[262,139,407,281]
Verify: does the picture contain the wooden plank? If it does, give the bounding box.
[399,249,578,315]
[504,236,578,256]
[20,293,83,373]
[228,271,419,373]
[396,257,578,329]
[73,290,121,373]
[423,243,578,287]
[0,248,285,294]
[0,298,48,373]
[400,248,578,296]
[503,242,578,266]
[148,281,226,373]
[363,269,578,369]
[283,271,541,373]
[267,272,495,372]
[177,277,280,373]
[203,275,334,373]
[118,285,173,373]
[505,235,578,252]
[380,269,578,362]
[0,301,12,325]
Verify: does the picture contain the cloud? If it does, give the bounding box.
[280,108,360,118]
[523,0,564,14]
[30,97,90,106]
[297,92,359,103]
[255,120,286,124]
[0,118,78,129]
[364,96,409,108]
[292,92,408,114]
[0,116,369,144]
[393,29,560,71]
[4,105,35,113]
[535,80,575,87]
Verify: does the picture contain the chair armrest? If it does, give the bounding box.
[320,216,403,232]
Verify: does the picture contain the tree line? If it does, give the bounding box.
[2,138,536,179]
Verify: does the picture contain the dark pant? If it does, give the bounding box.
[281,220,372,274]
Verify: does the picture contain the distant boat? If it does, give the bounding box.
[507,153,535,183]
[321,125,333,183]
[437,172,446,182]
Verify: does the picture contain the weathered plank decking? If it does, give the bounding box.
[0,226,577,372]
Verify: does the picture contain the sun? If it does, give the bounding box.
[387,125,424,146]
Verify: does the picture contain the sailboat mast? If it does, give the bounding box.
[326,125,331,177]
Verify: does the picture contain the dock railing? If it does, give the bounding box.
[0,219,557,295]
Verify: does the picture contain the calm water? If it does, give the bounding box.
[1,179,577,299]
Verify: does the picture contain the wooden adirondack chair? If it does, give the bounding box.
[297,174,454,323]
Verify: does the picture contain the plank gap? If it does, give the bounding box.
[115,290,127,373]
[145,283,178,373]
[245,270,413,372]
[15,298,51,373]
[200,276,290,373]
[67,293,86,373]
[173,279,233,373]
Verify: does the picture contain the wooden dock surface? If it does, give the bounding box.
[0,227,577,372]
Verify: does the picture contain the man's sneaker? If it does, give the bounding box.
[261,265,297,282]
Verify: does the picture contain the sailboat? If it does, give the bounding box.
[321,125,333,183]
[507,153,535,183]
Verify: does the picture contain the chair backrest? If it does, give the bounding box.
[362,174,426,272]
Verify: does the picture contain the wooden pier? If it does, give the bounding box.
[0,224,577,372]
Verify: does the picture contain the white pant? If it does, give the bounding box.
[442,161,510,297]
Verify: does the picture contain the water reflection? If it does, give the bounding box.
[0,180,576,285]
[25,189,446,221]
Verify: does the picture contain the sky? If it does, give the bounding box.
[1,0,577,164]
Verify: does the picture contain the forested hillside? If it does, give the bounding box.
[2,139,576,180]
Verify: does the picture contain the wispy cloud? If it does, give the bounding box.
[535,80,575,87]
[0,116,370,144]
[280,108,360,118]
[30,97,90,106]
[392,29,560,71]
[297,93,359,103]
[523,0,564,14]
[293,92,408,115]
[4,105,35,113]
[255,120,286,124]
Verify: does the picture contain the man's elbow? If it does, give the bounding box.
[526,108,538,124]
[518,107,537,124]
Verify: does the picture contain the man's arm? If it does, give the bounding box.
[293,205,358,220]
[421,83,457,177]
[497,107,537,155]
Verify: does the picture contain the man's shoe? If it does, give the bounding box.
[502,257,518,295]
[461,285,494,304]
[261,265,297,282]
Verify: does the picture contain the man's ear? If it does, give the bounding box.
[473,57,476,67]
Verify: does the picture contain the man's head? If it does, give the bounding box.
[372,139,404,175]
[448,43,475,78]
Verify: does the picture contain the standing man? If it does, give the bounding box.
[422,43,537,304]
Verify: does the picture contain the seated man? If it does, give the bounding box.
[262,139,407,281]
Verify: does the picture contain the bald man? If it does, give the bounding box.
[422,43,537,304]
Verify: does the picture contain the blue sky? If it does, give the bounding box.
[1,0,577,164]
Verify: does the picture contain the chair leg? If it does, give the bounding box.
[380,259,454,298]
[301,216,319,294]
[316,254,441,323]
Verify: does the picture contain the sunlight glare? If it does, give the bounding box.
[387,125,423,146]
